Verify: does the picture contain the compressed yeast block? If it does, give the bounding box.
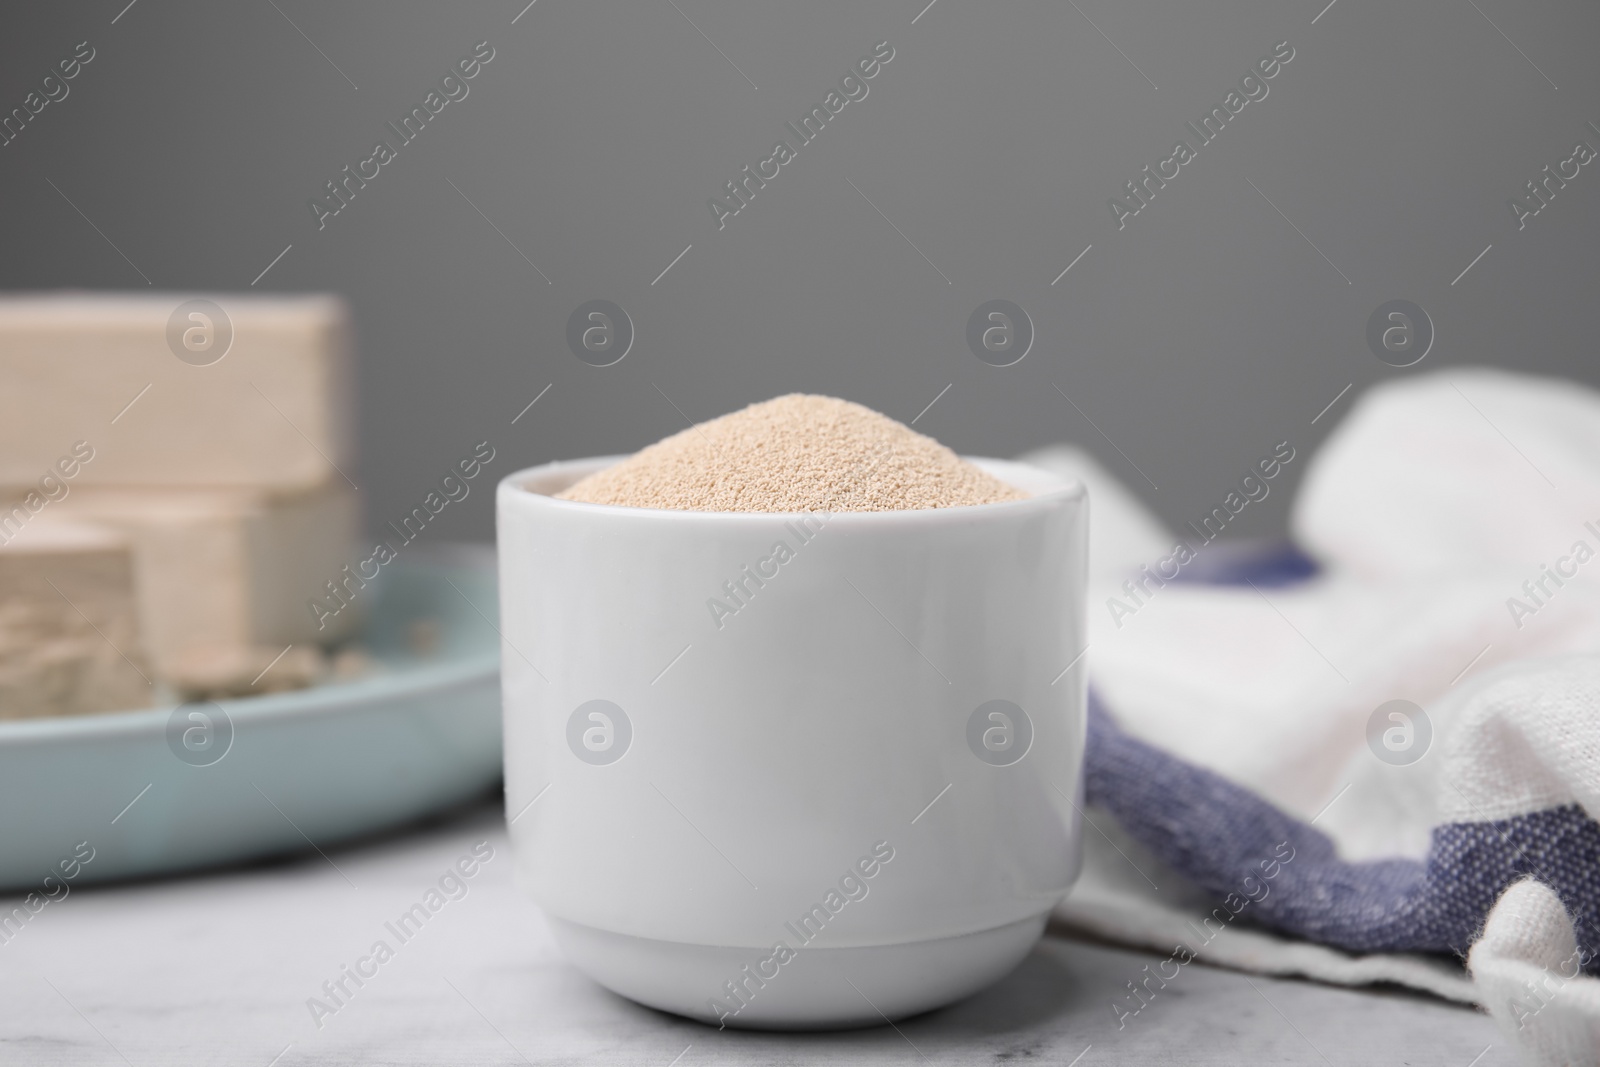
[35,482,361,688]
[0,292,353,491]
[0,521,154,719]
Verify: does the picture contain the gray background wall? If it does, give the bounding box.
[3,0,1597,544]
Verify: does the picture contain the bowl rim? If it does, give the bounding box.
[497,454,1084,524]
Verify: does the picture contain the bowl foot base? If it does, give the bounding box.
[547,911,1049,1030]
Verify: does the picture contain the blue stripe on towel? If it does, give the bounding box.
[1163,538,1320,589]
[1083,693,1600,969]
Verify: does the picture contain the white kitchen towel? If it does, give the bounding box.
[1471,879,1600,1066]
[1019,368,1600,1046]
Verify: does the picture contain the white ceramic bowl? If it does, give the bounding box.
[497,456,1087,1029]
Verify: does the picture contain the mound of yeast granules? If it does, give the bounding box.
[556,394,1027,512]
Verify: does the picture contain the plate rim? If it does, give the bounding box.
[0,653,500,748]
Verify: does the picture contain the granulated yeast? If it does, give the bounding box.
[557,394,1027,512]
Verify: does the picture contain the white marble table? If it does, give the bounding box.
[0,797,1513,1066]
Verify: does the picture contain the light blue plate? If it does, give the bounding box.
[0,547,502,892]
